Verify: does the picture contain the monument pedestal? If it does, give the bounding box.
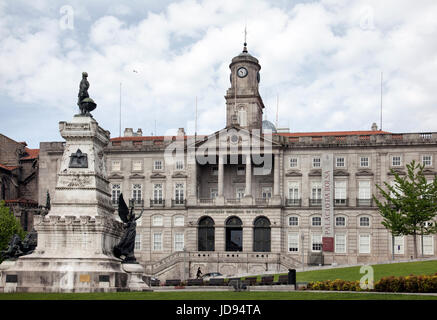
[122,263,152,292]
[0,115,150,292]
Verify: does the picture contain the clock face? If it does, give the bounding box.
[237,67,248,78]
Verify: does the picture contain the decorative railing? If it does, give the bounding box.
[172,199,186,207]
[129,199,144,207]
[334,198,348,207]
[357,198,373,207]
[150,199,165,207]
[285,198,301,207]
[309,198,322,206]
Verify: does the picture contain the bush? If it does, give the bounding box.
[0,200,26,263]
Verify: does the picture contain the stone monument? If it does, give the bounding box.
[0,73,150,293]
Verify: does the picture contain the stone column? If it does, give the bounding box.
[273,153,280,196]
[216,154,225,205]
[245,153,252,195]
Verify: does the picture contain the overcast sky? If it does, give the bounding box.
[1,0,437,148]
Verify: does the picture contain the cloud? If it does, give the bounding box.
[0,0,437,148]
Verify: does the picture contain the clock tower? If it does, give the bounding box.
[225,42,265,131]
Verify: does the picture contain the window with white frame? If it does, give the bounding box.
[336,216,346,227]
[336,157,345,168]
[289,157,298,168]
[360,156,369,168]
[135,234,141,250]
[237,166,245,175]
[311,234,322,252]
[422,235,434,255]
[132,160,142,171]
[359,234,371,253]
[288,216,299,226]
[174,232,184,251]
[288,233,299,252]
[335,234,346,253]
[358,180,371,199]
[153,184,163,201]
[422,155,432,167]
[288,182,299,201]
[393,236,404,254]
[389,180,403,198]
[210,188,218,199]
[360,216,370,227]
[175,159,184,170]
[312,157,321,168]
[153,233,162,251]
[152,215,163,226]
[311,182,322,201]
[174,183,184,203]
[236,187,245,199]
[112,160,121,171]
[238,108,247,127]
[334,180,347,204]
[153,160,163,170]
[111,184,121,203]
[132,184,142,202]
[261,187,272,199]
[391,156,401,167]
[174,215,184,227]
[312,216,322,226]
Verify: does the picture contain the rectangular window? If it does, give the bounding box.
[423,235,434,255]
[288,233,299,252]
[359,234,371,254]
[422,155,432,167]
[135,234,141,250]
[288,182,299,200]
[311,182,322,204]
[132,160,142,171]
[111,184,121,203]
[312,157,321,168]
[132,184,142,201]
[152,215,163,226]
[176,159,184,170]
[236,187,245,199]
[153,184,163,201]
[175,183,184,203]
[335,234,346,253]
[174,215,184,227]
[336,157,345,168]
[392,156,401,167]
[112,160,121,171]
[288,216,299,226]
[153,233,162,251]
[261,187,272,199]
[393,236,404,254]
[360,156,369,167]
[358,180,371,199]
[360,216,370,227]
[153,160,163,170]
[289,157,298,168]
[237,166,245,175]
[334,180,347,204]
[335,216,346,227]
[210,188,218,199]
[174,232,184,251]
[312,216,322,226]
[311,234,322,252]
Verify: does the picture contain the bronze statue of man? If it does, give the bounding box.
[77,72,89,114]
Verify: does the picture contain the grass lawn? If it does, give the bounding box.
[0,291,436,300]
[242,259,437,283]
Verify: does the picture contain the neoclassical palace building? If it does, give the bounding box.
[38,43,437,280]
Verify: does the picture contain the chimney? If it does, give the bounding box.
[371,123,378,131]
[177,128,185,137]
[136,128,143,136]
[124,128,134,137]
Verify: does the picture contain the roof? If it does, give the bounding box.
[4,198,38,206]
[0,164,19,171]
[110,135,207,142]
[21,148,39,160]
[275,130,391,137]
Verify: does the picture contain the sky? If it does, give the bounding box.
[1,0,437,148]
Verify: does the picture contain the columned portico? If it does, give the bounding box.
[216,154,225,205]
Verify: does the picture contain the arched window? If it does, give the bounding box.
[238,108,247,127]
[226,216,243,251]
[198,216,215,251]
[253,216,271,252]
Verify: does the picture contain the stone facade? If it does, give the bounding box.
[36,46,437,281]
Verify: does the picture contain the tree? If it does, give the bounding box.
[0,200,26,263]
[373,160,437,258]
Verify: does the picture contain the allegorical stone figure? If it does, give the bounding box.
[0,229,38,261]
[113,194,144,263]
[77,72,96,116]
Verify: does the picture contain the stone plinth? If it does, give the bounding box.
[122,263,151,292]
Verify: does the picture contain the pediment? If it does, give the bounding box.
[308,169,322,176]
[423,169,437,175]
[150,172,166,179]
[172,172,187,178]
[108,173,124,179]
[388,168,406,176]
[129,173,145,179]
[285,170,302,177]
[334,169,350,176]
[356,169,374,176]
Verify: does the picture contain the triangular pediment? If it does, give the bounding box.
[423,169,437,175]
[285,170,302,177]
[129,173,145,179]
[388,168,406,176]
[356,169,374,176]
[108,173,124,179]
[308,169,322,176]
[150,172,166,179]
[172,172,187,178]
[334,169,350,176]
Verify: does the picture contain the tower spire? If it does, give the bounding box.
[243,25,248,53]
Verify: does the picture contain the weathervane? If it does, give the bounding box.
[243,25,248,53]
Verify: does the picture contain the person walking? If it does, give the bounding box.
[196,267,202,279]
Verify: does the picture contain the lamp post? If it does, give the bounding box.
[183,247,187,281]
